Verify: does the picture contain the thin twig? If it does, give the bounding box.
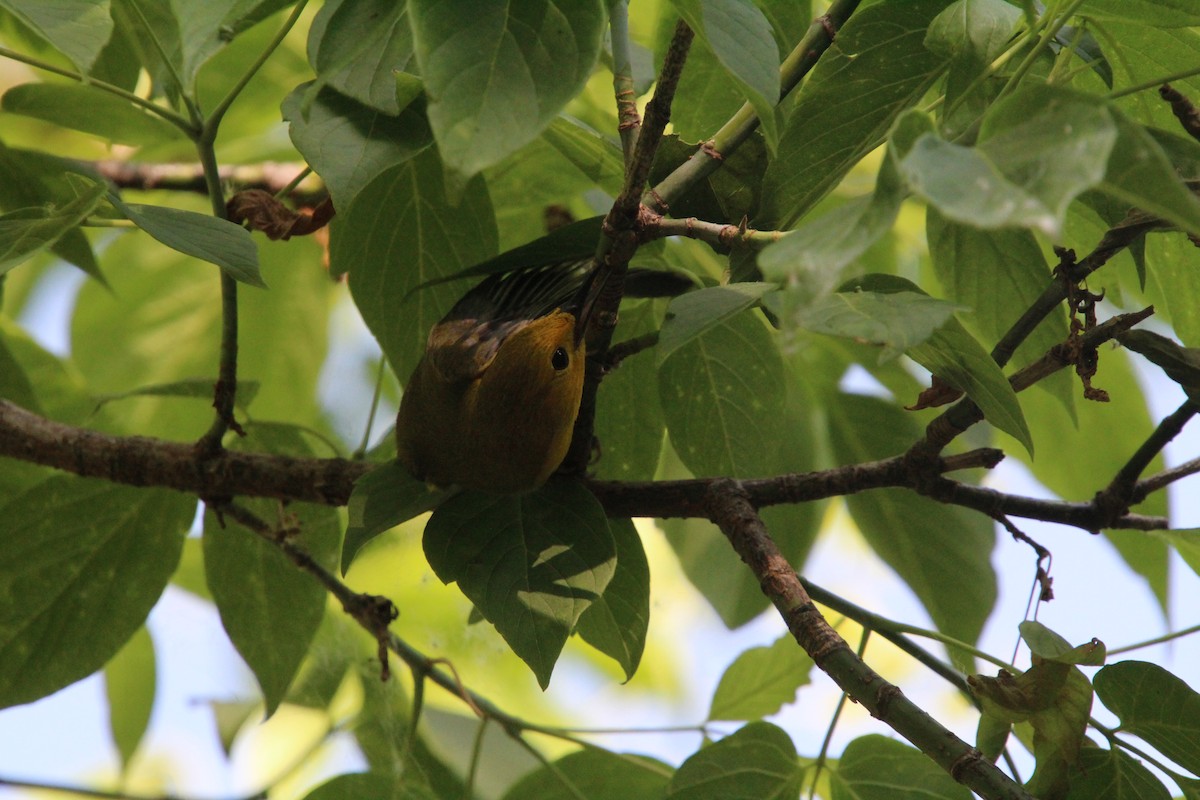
[1094,400,1197,524]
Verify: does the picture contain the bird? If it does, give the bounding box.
[395,259,690,493]
[395,259,605,494]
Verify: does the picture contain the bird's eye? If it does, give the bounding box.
[551,346,570,371]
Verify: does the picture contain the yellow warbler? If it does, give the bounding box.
[396,260,690,493]
[396,261,605,493]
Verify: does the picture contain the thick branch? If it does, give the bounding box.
[0,400,366,505]
[86,159,325,205]
[0,401,1164,531]
[704,480,1032,800]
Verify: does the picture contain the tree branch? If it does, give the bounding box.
[704,480,1032,800]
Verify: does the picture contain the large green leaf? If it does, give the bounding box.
[666,0,780,147]
[342,460,453,572]
[203,428,342,715]
[423,479,616,688]
[409,0,607,179]
[0,143,100,280]
[762,0,949,226]
[1094,661,1200,776]
[667,722,801,800]
[658,308,785,478]
[831,735,971,800]
[829,394,996,655]
[657,284,777,363]
[72,233,330,439]
[894,89,1118,238]
[0,0,113,72]
[1080,0,1200,26]
[306,0,419,114]
[796,290,963,363]
[499,749,670,800]
[926,211,1073,411]
[708,632,813,722]
[108,196,263,287]
[104,625,156,771]
[1145,232,1200,348]
[2,83,184,145]
[283,83,433,211]
[0,178,105,276]
[1102,111,1200,236]
[540,116,625,197]
[0,476,193,709]
[594,300,667,481]
[924,0,1021,64]
[575,517,650,681]
[1065,747,1173,800]
[334,151,497,384]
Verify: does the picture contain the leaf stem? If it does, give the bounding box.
[0,45,196,134]
[353,357,389,459]
[124,0,201,127]
[1107,621,1200,656]
[202,0,310,143]
[1108,64,1200,100]
[995,0,1088,103]
[647,0,860,214]
[608,0,640,163]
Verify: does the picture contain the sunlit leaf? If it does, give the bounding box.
[423,479,616,688]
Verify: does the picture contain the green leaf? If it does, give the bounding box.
[575,518,650,681]
[797,289,964,362]
[1065,747,1173,800]
[924,0,1021,64]
[1118,329,1200,403]
[1102,111,1200,236]
[0,332,41,412]
[1145,232,1200,347]
[1078,0,1200,26]
[94,378,260,411]
[307,0,418,114]
[305,773,438,800]
[1,83,184,146]
[423,479,616,688]
[667,722,800,800]
[1020,621,1106,666]
[334,150,497,384]
[500,748,671,800]
[594,300,666,481]
[831,735,971,800]
[204,428,342,715]
[541,116,625,196]
[970,661,1094,798]
[926,211,1073,411]
[657,284,777,363]
[759,150,905,305]
[343,460,453,572]
[829,394,996,655]
[0,143,101,281]
[104,625,156,771]
[0,178,105,276]
[108,197,264,287]
[0,476,193,710]
[708,632,814,721]
[762,0,949,226]
[0,0,113,72]
[283,83,433,211]
[1094,661,1200,775]
[667,0,780,147]
[658,308,786,478]
[409,0,607,179]
[907,317,1033,456]
[894,88,1117,238]
[1149,529,1200,579]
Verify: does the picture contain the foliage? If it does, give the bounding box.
[0,1,1199,799]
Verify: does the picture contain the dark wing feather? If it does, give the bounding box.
[426,260,593,383]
